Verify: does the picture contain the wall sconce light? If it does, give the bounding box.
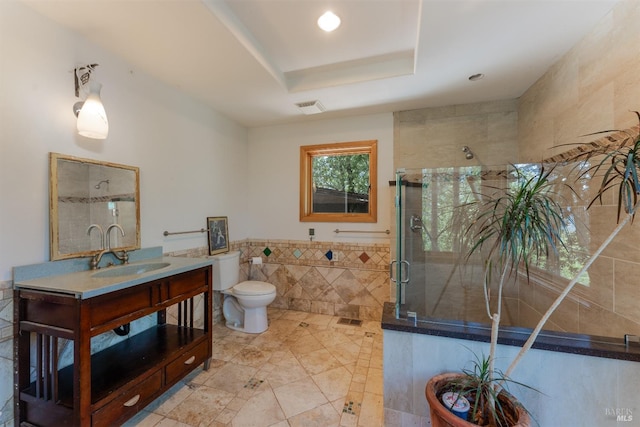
[73,64,108,139]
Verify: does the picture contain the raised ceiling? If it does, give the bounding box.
[23,0,619,127]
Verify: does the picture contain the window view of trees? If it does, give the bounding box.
[312,153,370,213]
[419,164,591,286]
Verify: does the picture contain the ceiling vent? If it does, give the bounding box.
[295,100,325,115]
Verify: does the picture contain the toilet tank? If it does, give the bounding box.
[211,251,240,290]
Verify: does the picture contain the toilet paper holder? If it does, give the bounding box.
[250,256,263,265]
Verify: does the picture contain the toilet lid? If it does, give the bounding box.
[234,281,275,296]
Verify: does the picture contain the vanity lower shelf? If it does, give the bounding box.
[15,264,213,427]
[20,324,207,406]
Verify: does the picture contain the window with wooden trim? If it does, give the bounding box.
[300,140,377,223]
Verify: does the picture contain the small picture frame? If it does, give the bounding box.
[207,216,229,255]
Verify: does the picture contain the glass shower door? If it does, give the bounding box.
[393,169,427,319]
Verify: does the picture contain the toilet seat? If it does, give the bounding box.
[233,281,275,296]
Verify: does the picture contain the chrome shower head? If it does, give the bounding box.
[95,179,109,189]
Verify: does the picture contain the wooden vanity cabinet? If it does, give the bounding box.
[14,265,212,427]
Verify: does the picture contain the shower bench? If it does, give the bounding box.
[14,262,212,426]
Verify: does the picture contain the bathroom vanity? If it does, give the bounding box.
[14,257,212,426]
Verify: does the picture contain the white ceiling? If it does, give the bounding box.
[24,0,619,128]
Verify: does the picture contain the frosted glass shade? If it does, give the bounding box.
[77,81,108,139]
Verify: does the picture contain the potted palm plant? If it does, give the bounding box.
[426,112,640,427]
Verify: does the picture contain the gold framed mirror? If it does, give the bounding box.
[50,153,141,260]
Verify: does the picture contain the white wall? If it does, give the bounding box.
[247,114,394,243]
[0,1,249,280]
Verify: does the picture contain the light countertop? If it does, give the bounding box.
[14,256,212,299]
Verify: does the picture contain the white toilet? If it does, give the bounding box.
[211,251,276,333]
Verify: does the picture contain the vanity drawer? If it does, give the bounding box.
[165,340,209,385]
[92,370,162,427]
[89,283,156,329]
[165,268,209,302]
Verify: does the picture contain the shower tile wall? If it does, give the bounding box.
[393,99,519,170]
[516,0,640,340]
[168,239,391,322]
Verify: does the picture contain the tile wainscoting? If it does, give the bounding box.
[168,239,392,322]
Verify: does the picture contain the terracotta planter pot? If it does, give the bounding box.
[425,373,531,427]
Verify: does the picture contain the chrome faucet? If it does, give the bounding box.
[89,224,128,269]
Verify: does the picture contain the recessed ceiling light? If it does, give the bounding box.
[318,11,341,32]
[468,73,485,81]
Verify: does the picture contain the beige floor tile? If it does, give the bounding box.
[248,332,286,350]
[330,398,345,414]
[351,372,367,384]
[327,341,361,365]
[267,318,301,336]
[364,367,383,395]
[166,386,235,425]
[343,391,364,413]
[344,362,357,375]
[211,340,247,361]
[287,334,325,355]
[339,412,358,427]
[273,377,329,418]
[186,360,226,385]
[230,345,273,367]
[287,402,342,427]
[280,310,310,322]
[224,331,257,345]
[155,418,195,427]
[313,329,353,347]
[232,388,286,427]
[297,348,343,375]
[215,408,237,425]
[357,392,384,427]
[268,349,301,367]
[349,381,365,393]
[212,324,232,339]
[146,381,194,416]
[129,310,384,427]
[304,313,334,326]
[265,361,309,389]
[204,362,258,395]
[312,366,352,402]
[226,396,248,412]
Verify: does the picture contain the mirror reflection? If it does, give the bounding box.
[50,153,140,260]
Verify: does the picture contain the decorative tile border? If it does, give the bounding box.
[541,125,640,164]
[232,239,390,272]
[167,239,391,322]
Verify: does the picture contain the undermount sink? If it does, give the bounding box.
[92,262,171,278]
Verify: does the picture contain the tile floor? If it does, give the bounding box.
[124,309,384,427]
